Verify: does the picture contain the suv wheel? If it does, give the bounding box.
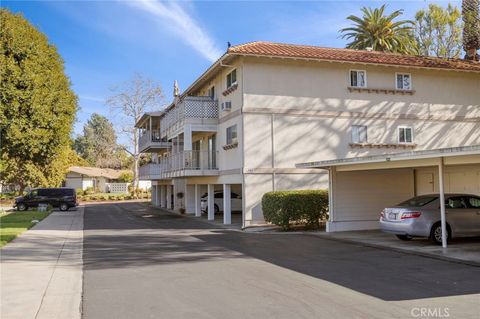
[17,203,27,211]
[430,222,450,245]
[59,203,69,211]
[214,204,219,214]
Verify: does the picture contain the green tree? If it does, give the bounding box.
[415,4,463,58]
[340,4,417,54]
[74,113,125,168]
[462,0,480,60]
[0,9,77,192]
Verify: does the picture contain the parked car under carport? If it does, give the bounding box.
[379,194,480,244]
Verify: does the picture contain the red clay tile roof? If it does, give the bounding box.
[228,41,480,72]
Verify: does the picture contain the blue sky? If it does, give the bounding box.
[2,0,459,144]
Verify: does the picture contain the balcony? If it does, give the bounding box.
[160,96,218,139]
[138,129,172,153]
[139,150,218,180]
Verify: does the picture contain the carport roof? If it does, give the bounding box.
[296,145,480,169]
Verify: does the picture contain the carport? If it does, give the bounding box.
[297,145,480,248]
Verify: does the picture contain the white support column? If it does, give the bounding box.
[223,184,231,225]
[160,185,166,208]
[151,185,157,206]
[166,185,172,210]
[155,185,161,207]
[195,184,202,217]
[184,125,192,151]
[326,167,336,233]
[438,157,448,248]
[207,184,215,220]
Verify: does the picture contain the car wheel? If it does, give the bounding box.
[17,203,27,211]
[214,204,219,214]
[396,235,413,241]
[59,203,69,211]
[430,222,450,245]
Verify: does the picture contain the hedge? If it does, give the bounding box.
[262,189,328,230]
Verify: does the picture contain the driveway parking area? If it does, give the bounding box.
[314,230,480,266]
[82,202,480,319]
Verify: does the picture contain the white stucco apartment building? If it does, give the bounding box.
[137,41,480,230]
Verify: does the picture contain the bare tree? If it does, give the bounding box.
[107,74,163,190]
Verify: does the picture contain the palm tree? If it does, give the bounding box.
[462,0,480,60]
[340,5,417,54]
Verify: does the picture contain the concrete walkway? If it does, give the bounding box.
[0,207,84,319]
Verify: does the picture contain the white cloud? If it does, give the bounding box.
[79,95,105,103]
[125,0,222,62]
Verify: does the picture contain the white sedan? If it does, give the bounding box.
[200,191,242,214]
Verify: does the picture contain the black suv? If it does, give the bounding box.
[15,188,78,211]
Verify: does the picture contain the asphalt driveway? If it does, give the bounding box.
[82,202,480,319]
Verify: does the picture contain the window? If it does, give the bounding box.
[350,70,367,87]
[398,126,413,144]
[467,196,480,208]
[226,125,238,145]
[351,125,367,143]
[397,195,437,207]
[446,197,468,209]
[226,69,237,88]
[396,73,411,90]
[207,86,215,99]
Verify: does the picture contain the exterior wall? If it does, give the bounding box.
[240,57,479,225]
[195,59,244,172]
[328,168,415,232]
[65,172,84,190]
[415,164,480,196]
[242,58,480,162]
[82,179,94,190]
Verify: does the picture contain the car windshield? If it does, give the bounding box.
[397,195,437,207]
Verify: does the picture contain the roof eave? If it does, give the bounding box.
[232,52,480,73]
[296,145,480,169]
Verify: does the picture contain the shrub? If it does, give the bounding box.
[109,195,117,201]
[84,186,95,195]
[262,189,328,231]
[75,188,84,196]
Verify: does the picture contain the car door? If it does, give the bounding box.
[27,190,40,207]
[33,189,49,207]
[445,196,474,236]
[465,196,480,235]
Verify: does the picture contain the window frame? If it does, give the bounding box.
[226,124,238,145]
[395,72,412,90]
[349,69,367,88]
[398,126,414,144]
[226,69,237,89]
[351,125,368,143]
[207,86,215,99]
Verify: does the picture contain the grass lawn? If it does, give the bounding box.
[0,210,51,248]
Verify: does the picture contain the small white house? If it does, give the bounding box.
[65,167,151,193]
